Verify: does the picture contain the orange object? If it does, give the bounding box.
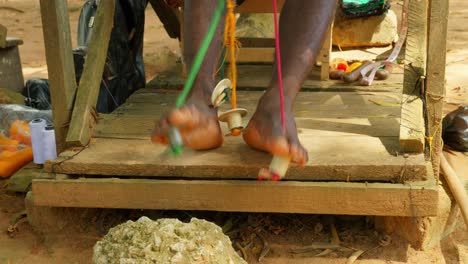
[0,150,15,158]
[231,128,242,136]
[0,134,20,152]
[3,145,18,152]
[0,134,19,145]
[0,146,33,178]
[331,58,348,72]
[9,120,31,145]
[346,62,363,73]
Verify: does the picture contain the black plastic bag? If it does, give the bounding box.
[22,79,52,110]
[76,0,147,113]
[443,106,468,152]
[24,0,147,113]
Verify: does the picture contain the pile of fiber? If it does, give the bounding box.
[93,216,246,264]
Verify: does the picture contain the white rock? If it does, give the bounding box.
[92,217,246,264]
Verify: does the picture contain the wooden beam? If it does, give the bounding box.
[94,116,401,140]
[426,0,449,177]
[7,163,53,193]
[319,21,333,81]
[66,0,115,146]
[39,0,77,152]
[238,37,275,47]
[236,0,285,13]
[226,47,274,63]
[148,0,180,39]
[0,24,6,47]
[175,8,186,78]
[148,64,404,91]
[0,43,24,92]
[32,177,438,216]
[44,136,428,182]
[399,0,427,153]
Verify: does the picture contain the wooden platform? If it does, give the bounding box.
[34,65,438,216]
[44,66,426,182]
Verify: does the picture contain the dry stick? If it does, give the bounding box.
[0,6,25,13]
[440,154,468,228]
[257,232,270,262]
[291,242,341,254]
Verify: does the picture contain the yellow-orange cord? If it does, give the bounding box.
[231,128,242,136]
[224,0,237,109]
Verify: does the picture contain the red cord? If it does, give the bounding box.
[272,0,286,135]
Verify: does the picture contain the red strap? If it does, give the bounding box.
[272,0,286,134]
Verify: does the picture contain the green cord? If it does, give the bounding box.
[175,0,225,108]
[171,145,183,156]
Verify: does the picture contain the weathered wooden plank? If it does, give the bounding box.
[94,115,400,139]
[0,45,24,92]
[114,90,402,119]
[399,0,427,153]
[426,0,449,177]
[116,102,400,118]
[45,88,420,182]
[226,47,275,63]
[148,0,180,39]
[66,0,115,147]
[147,65,404,91]
[1,37,23,48]
[32,177,438,216]
[238,37,275,47]
[0,24,6,47]
[236,0,285,13]
[97,90,403,139]
[130,90,403,104]
[399,95,425,152]
[319,21,333,81]
[7,163,53,193]
[39,0,77,152]
[44,136,427,182]
[176,8,187,78]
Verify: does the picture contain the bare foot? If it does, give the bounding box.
[151,99,223,150]
[242,94,308,166]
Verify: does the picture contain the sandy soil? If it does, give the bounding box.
[0,0,467,263]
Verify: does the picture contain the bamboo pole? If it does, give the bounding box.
[440,154,468,228]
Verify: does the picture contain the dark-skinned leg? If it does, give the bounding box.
[243,0,337,165]
[151,1,225,150]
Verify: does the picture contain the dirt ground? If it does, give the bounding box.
[0,0,467,263]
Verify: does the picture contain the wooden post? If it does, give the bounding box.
[176,8,186,78]
[148,0,180,39]
[399,0,427,153]
[319,21,333,81]
[426,0,449,177]
[236,0,285,13]
[66,0,115,147]
[39,0,77,153]
[0,24,6,47]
